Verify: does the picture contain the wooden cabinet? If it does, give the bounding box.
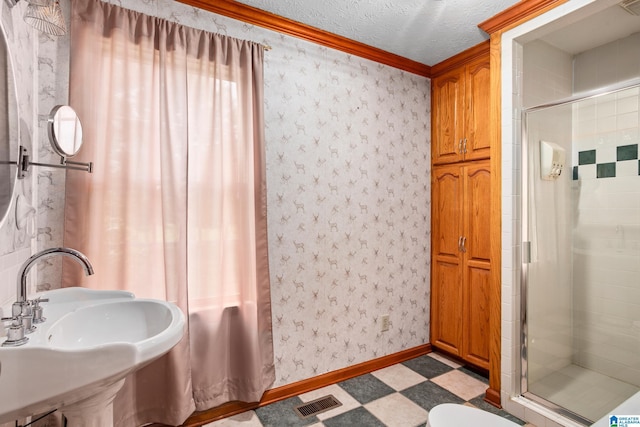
[430,41,492,371]
[431,161,491,369]
[432,53,490,165]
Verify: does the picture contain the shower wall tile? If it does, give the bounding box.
[617,144,638,161]
[572,80,640,386]
[596,162,616,178]
[574,32,640,93]
[578,150,596,164]
[522,40,573,108]
[617,160,639,177]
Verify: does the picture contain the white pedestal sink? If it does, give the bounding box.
[0,287,185,425]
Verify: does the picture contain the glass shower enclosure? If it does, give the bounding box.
[521,82,640,424]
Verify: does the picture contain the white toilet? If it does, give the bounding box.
[427,403,520,427]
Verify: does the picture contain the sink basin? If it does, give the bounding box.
[0,287,185,423]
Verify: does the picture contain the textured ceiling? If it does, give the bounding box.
[232,0,521,66]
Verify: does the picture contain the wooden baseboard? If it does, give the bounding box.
[180,344,432,426]
[484,386,501,408]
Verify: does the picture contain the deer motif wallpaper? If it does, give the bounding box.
[262,38,432,386]
[30,0,432,388]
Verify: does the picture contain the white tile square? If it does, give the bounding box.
[616,160,639,177]
[597,145,616,163]
[298,384,360,421]
[617,111,639,130]
[430,369,488,401]
[578,164,596,180]
[617,94,639,115]
[364,392,428,427]
[371,363,427,391]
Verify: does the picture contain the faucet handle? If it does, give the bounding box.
[1,315,29,347]
[10,301,35,332]
[31,297,49,307]
[32,297,49,324]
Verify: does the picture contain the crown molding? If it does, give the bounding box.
[177,0,431,77]
[478,0,568,35]
[430,40,490,78]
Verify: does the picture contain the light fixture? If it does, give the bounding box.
[4,0,67,36]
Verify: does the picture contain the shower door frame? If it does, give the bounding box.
[519,79,640,426]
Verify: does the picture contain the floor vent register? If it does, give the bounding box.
[293,395,342,419]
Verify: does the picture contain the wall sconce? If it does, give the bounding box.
[4,0,67,36]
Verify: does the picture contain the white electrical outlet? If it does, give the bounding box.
[381,314,390,332]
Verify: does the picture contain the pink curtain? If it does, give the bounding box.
[63,0,275,424]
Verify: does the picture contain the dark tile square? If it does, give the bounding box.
[573,165,578,180]
[469,396,527,425]
[402,355,453,379]
[323,406,386,427]
[338,373,395,404]
[617,144,638,161]
[578,150,596,165]
[255,396,318,427]
[597,162,616,178]
[401,380,464,411]
[458,366,489,385]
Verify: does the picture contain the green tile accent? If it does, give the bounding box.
[579,150,596,165]
[573,166,578,181]
[597,162,616,178]
[617,144,638,161]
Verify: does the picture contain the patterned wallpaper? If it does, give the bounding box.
[263,39,431,386]
[23,0,432,388]
[32,15,70,293]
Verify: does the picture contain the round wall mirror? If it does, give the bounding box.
[48,105,83,158]
[0,21,20,228]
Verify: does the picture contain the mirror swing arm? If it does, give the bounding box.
[16,105,92,179]
[15,145,93,179]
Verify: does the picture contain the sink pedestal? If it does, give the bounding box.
[60,379,125,427]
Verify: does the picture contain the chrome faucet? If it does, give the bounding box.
[3,247,94,347]
[16,247,94,306]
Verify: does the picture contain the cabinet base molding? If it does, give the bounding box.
[176,344,432,426]
[484,386,501,408]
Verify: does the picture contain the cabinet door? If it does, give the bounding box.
[431,165,463,355]
[461,161,491,369]
[432,69,465,165]
[464,57,491,161]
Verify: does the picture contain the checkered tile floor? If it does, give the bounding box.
[205,352,529,427]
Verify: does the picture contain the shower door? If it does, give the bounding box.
[522,85,640,424]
